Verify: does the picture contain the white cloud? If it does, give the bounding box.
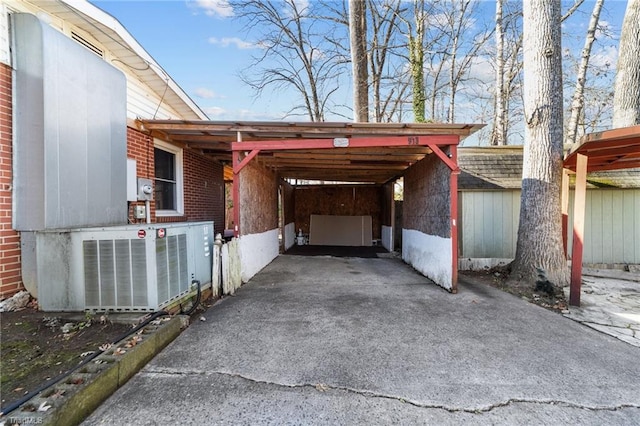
[194,87,224,99]
[192,0,234,18]
[203,106,287,121]
[286,0,310,18]
[203,106,227,117]
[590,45,617,69]
[595,20,612,40]
[208,37,260,50]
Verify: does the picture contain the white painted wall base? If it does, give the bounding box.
[284,222,296,251]
[239,228,280,283]
[381,225,393,251]
[402,229,452,290]
[458,258,513,271]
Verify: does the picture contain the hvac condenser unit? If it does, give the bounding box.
[33,222,213,312]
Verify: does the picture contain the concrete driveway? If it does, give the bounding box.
[84,255,640,425]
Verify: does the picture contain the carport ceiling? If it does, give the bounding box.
[137,120,484,183]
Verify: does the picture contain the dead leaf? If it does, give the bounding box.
[38,401,52,412]
[99,343,112,352]
[315,383,329,392]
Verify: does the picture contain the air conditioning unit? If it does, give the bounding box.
[31,222,213,312]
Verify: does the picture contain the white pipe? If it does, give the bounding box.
[145,200,151,224]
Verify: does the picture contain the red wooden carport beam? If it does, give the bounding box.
[231,134,459,152]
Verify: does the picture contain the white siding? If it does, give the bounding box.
[0,4,9,65]
[125,74,184,120]
[460,189,640,265]
[568,189,640,265]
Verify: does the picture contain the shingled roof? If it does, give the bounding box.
[458,146,640,190]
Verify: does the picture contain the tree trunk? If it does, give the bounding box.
[613,0,640,128]
[565,0,603,145]
[491,0,507,145]
[509,0,568,288]
[409,0,426,123]
[349,0,369,122]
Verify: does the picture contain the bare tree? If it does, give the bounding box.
[366,0,407,122]
[448,2,493,123]
[349,0,369,122]
[419,1,491,123]
[565,0,604,145]
[491,0,507,145]
[490,0,524,145]
[613,0,640,127]
[397,0,428,122]
[232,0,346,121]
[509,0,568,288]
[322,0,408,122]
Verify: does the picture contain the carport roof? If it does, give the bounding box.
[564,125,640,172]
[137,120,484,183]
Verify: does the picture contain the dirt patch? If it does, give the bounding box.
[0,306,132,411]
[1,294,215,414]
[460,269,568,312]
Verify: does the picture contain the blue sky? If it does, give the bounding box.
[91,0,629,126]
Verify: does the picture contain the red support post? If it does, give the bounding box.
[232,150,241,237]
[561,169,570,258]
[449,144,459,293]
[570,153,588,306]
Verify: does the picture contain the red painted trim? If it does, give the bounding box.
[233,149,260,174]
[569,153,588,306]
[231,134,459,151]
[232,151,241,237]
[427,143,460,172]
[450,145,459,293]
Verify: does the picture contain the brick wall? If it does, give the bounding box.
[126,127,156,222]
[0,62,23,298]
[126,127,225,235]
[183,149,224,235]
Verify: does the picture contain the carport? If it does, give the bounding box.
[136,120,482,292]
[563,124,640,306]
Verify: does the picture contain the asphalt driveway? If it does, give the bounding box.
[84,255,640,425]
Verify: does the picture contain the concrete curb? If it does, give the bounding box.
[3,315,188,426]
